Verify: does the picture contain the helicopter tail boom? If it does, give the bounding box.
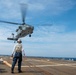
[7,37,18,41]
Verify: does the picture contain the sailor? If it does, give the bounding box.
[11,39,25,73]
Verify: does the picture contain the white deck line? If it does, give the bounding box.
[3,60,76,68]
[15,64,76,67]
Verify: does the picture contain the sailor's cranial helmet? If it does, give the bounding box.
[17,39,22,43]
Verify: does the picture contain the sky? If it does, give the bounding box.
[0,0,76,57]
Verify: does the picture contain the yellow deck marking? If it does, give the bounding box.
[3,61,11,67]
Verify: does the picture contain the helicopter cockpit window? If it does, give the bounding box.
[19,26,22,30]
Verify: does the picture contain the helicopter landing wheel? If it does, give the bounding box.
[29,34,31,37]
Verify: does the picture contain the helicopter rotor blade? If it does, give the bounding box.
[38,24,52,26]
[20,3,28,24]
[0,20,21,25]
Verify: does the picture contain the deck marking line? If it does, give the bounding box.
[3,60,76,68]
[3,61,11,67]
[14,64,76,67]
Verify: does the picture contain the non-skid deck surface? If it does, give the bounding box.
[0,56,76,75]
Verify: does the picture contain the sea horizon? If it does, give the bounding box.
[0,54,76,61]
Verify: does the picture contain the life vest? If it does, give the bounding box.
[15,44,22,52]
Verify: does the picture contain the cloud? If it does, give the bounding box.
[31,24,66,38]
[27,0,76,15]
[25,31,76,43]
[0,23,18,41]
[0,23,76,57]
[0,0,76,20]
[22,29,76,57]
[22,24,76,43]
[0,0,76,57]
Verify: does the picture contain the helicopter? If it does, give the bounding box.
[0,4,34,42]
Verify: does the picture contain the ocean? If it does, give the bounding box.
[0,55,76,61]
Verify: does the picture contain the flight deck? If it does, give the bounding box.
[0,56,76,75]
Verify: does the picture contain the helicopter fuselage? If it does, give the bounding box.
[7,24,34,41]
[0,4,34,42]
[16,24,34,38]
